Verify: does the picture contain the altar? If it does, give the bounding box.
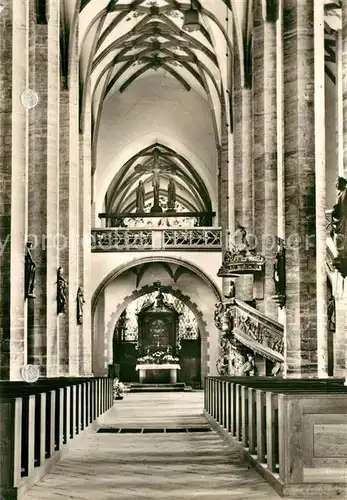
[136,363,181,384]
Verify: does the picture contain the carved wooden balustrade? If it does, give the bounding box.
[232,300,284,362]
[91,227,222,251]
[214,299,284,366]
[0,377,113,499]
[204,376,347,498]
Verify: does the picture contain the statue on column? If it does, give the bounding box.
[25,242,36,299]
[327,294,336,332]
[135,180,145,213]
[57,267,67,314]
[272,238,286,308]
[167,178,176,212]
[76,286,85,325]
[331,176,347,278]
[235,225,250,255]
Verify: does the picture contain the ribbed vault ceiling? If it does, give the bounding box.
[79,0,238,146]
[75,0,341,216]
[78,0,240,215]
[105,142,212,214]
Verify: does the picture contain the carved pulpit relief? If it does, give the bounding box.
[218,226,265,276]
[331,176,347,278]
[240,353,257,376]
[271,361,284,377]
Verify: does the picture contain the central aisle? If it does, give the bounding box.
[22,392,285,500]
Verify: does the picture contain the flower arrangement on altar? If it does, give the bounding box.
[137,350,179,365]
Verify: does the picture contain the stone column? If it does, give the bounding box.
[233,37,254,302]
[313,0,328,377]
[59,93,70,375]
[330,14,344,378]
[27,11,48,374]
[46,0,60,377]
[58,29,80,375]
[221,97,231,297]
[79,86,93,375]
[283,0,318,377]
[277,0,286,326]
[8,1,31,379]
[343,0,347,179]
[67,23,80,376]
[0,1,14,379]
[341,0,347,377]
[253,1,278,318]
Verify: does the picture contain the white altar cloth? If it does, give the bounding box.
[135,363,181,384]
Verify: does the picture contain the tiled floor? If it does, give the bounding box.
[22,391,285,500]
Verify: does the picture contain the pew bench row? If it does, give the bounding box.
[0,377,114,500]
[204,377,347,498]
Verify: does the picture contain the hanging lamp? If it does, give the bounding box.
[182,0,200,32]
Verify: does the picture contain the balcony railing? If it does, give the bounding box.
[204,376,347,498]
[91,227,222,251]
[0,377,113,499]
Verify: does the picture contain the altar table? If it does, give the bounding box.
[135,363,181,384]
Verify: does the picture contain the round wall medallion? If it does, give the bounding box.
[21,89,39,109]
[21,364,40,383]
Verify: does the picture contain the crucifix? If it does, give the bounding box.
[134,148,177,213]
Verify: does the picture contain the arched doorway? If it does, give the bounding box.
[112,287,202,386]
[92,258,222,383]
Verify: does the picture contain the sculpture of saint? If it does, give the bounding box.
[152,167,160,209]
[327,294,336,332]
[331,176,347,255]
[150,149,162,212]
[135,180,145,213]
[76,286,85,325]
[273,240,286,297]
[224,280,235,299]
[167,178,176,211]
[271,361,284,377]
[234,225,250,255]
[25,242,36,299]
[240,353,256,376]
[57,267,67,314]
